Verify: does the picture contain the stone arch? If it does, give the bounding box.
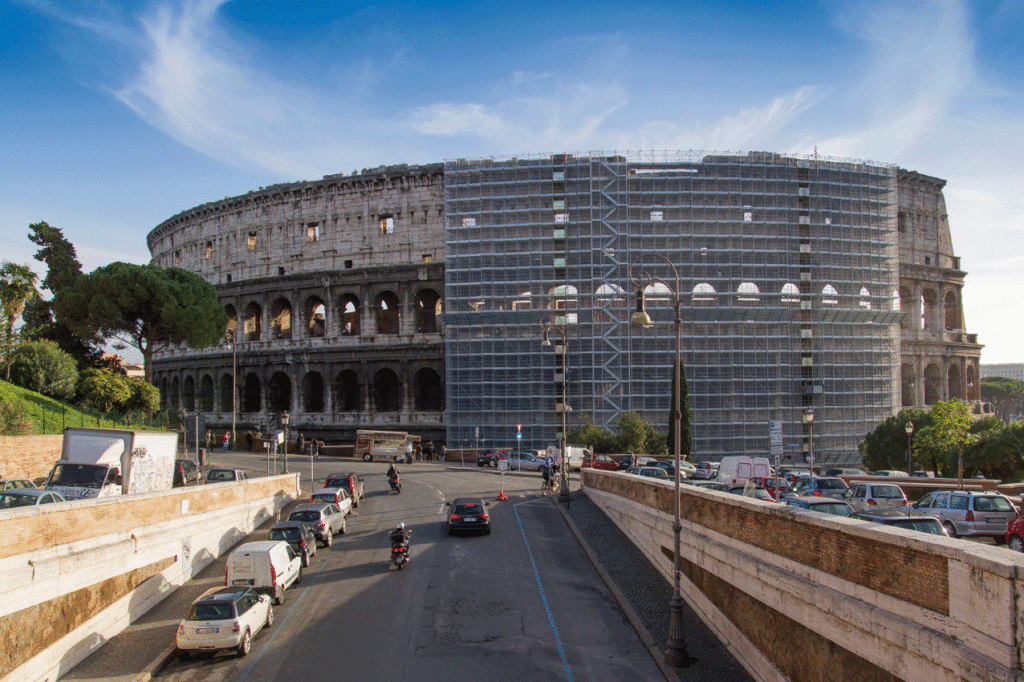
[302,371,325,413]
[415,288,442,333]
[333,370,361,412]
[966,364,979,401]
[271,298,292,339]
[219,373,234,412]
[944,290,960,330]
[947,364,962,400]
[159,377,169,408]
[198,374,214,411]
[224,304,237,339]
[376,291,400,335]
[268,372,292,413]
[304,296,326,338]
[412,367,444,411]
[339,294,361,336]
[921,288,938,331]
[242,373,261,413]
[372,368,401,411]
[183,376,196,411]
[693,282,718,304]
[170,377,179,410]
[899,286,913,329]
[901,364,915,407]
[924,363,943,405]
[244,302,262,341]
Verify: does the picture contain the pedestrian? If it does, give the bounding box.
[440,444,446,462]
[424,440,435,461]
[297,433,305,455]
[245,431,253,452]
[205,430,212,451]
[222,431,230,450]
[405,440,414,464]
[415,444,423,461]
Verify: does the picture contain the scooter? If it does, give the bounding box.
[389,475,402,494]
[389,530,411,569]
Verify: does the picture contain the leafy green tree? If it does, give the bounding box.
[615,411,667,455]
[916,399,975,478]
[8,339,79,401]
[125,376,160,414]
[981,376,1024,423]
[0,261,40,380]
[77,368,132,412]
[966,421,1024,481]
[54,263,228,382]
[667,357,693,462]
[22,222,104,369]
[859,408,932,473]
[567,418,619,454]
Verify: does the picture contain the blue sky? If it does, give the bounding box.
[2,0,1022,363]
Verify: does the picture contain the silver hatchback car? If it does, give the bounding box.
[842,483,908,512]
[912,490,1017,541]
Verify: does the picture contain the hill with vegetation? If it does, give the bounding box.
[0,379,162,435]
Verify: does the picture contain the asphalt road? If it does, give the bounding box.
[153,455,664,682]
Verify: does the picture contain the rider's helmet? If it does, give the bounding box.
[396,522,405,530]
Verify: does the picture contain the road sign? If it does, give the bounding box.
[769,421,783,457]
[546,456,555,468]
[497,448,510,460]
[498,460,509,471]
[516,433,522,441]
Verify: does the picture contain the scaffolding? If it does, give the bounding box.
[443,151,900,464]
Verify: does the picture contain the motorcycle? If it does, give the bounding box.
[390,532,410,569]
[388,475,402,494]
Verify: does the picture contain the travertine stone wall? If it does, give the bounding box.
[583,468,1024,682]
[0,435,63,482]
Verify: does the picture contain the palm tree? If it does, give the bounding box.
[0,261,40,380]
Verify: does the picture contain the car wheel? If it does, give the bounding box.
[477,461,485,467]
[447,526,454,536]
[340,519,347,534]
[362,453,372,462]
[324,532,332,548]
[301,552,309,568]
[489,459,497,468]
[1009,535,1024,552]
[943,521,957,538]
[237,629,251,656]
[484,525,491,535]
[274,589,284,605]
[295,567,303,585]
[265,605,274,627]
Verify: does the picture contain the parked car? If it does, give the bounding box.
[206,468,250,483]
[824,468,867,477]
[309,488,353,515]
[750,476,788,500]
[782,496,855,517]
[173,459,201,486]
[507,452,545,471]
[913,490,1017,541]
[841,482,908,512]
[911,471,936,478]
[582,453,618,471]
[447,498,490,535]
[0,478,37,490]
[288,503,347,546]
[778,468,810,485]
[727,484,775,501]
[322,473,364,507]
[476,452,499,467]
[871,470,910,477]
[267,521,317,567]
[784,476,850,500]
[853,509,948,536]
[693,462,719,480]
[0,489,65,508]
[225,540,302,605]
[1004,515,1024,552]
[626,466,670,479]
[176,586,273,657]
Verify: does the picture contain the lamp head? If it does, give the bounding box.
[905,420,914,435]
[630,289,652,327]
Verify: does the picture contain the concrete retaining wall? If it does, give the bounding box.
[582,469,1024,682]
[0,474,299,682]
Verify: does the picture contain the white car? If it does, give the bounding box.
[176,586,273,657]
[310,488,353,515]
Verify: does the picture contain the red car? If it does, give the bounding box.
[1005,514,1024,552]
[750,476,789,500]
[582,453,618,470]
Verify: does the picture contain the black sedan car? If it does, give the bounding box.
[447,498,490,535]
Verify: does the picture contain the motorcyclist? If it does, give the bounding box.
[541,463,553,493]
[390,522,411,545]
[387,462,400,481]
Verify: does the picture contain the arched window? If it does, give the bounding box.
[512,290,533,310]
[339,294,360,336]
[898,286,913,328]
[692,282,717,304]
[242,373,261,413]
[219,373,234,412]
[183,376,196,411]
[170,377,180,410]
[737,282,760,302]
[549,284,579,309]
[244,302,262,341]
[412,368,444,411]
[372,368,401,411]
[780,283,800,303]
[302,371,325,412]
[921,289,937,330]
[901,364,915,407]
[822,284,839,305]
[944,290,960,330]
[376,291,400,335]
[415,289,442,333]
[947,364,962,401]
[198,374,214,411]
[333,370,361,412]
[304,296,326,338]
[859,287,871,309]
[268,372,292,412]
[924,363,942,405]
[223,304,237,340]
[271,298,292,339]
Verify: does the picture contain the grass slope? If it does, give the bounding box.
[0,379,156,435]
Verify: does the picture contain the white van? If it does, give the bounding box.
[226,541,302,605]
[715,456,771,485]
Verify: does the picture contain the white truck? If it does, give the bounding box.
[546,445,590,471]
[45,427,179,500]
[715,455,772,485]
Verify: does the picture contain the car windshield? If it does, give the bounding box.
[810,503,853,516]
[270,528,301,541]
[454,503,482,514]
[311,494,336,503]
[48,463,106,488]
[187,602,234,621]
[0,492,38,508]
[289,511,321,522]
[887,519,945,535]
[326,479,351,489]
[974,496,1014,512]
[819,480,847,489]
[873,485,904,499]
[207,470,236,481]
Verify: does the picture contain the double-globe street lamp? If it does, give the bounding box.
[628,253,690,667]
[905,420,914,476]
[540,316,572,505]
[223,329,238,449]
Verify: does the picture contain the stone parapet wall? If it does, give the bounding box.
[0,474,298,682]
[582,469,1024,682]
[0,435,63,482]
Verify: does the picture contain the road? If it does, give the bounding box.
[156,454,664,681]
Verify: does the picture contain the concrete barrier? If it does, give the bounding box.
[0,473,299,682]
[582,469,1024,682]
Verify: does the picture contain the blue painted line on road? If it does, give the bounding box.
[514,503,574,682]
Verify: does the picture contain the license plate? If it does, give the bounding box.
[463,517,476,522]
[195,627,218,634]
[232,579,253,585]
[987,518,1006,525]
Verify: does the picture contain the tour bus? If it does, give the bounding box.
[354,430,420,462]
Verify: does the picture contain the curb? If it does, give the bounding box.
[552,493,679,682]
[131,645,177,682]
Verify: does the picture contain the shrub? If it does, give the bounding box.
[0,393,33,435]
[8,339,78,401]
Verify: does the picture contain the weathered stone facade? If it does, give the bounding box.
[147,164,446,445]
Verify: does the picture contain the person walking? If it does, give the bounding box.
[297,433,305,455]
[424,440,435,461]
[221,431,230,450]
[245,431,253,452]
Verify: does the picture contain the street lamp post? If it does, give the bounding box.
[224,329,238,447]
[628,254,688,667]
[803,407,815,476]
[280,411,290,474]
[905,420,914,476]
[540,318,571,505]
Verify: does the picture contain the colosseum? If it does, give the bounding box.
[148,152,981,465]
